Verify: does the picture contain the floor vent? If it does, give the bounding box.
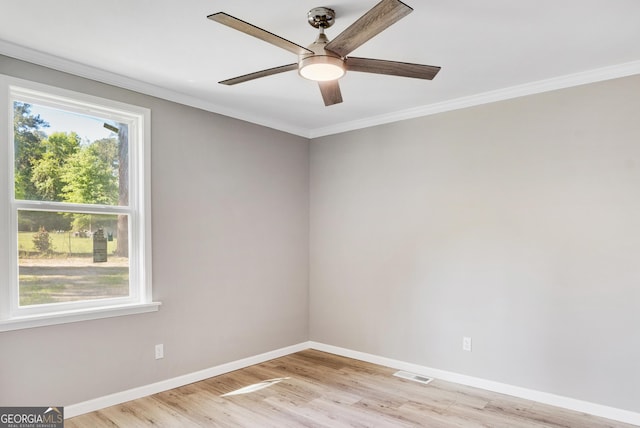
[393,370,433,385]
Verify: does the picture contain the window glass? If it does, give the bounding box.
[13,101,128,206]
[18,211,130,306]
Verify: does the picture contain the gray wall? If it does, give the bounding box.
[0,55,310,406]
[310,75,640,413]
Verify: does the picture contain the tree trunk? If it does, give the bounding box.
[116,124,129,257]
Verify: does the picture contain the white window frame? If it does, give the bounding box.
[0,75,159,331]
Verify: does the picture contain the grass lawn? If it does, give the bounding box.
[19,266,129,305]
[18,231,118,257]
[17,232,128,305]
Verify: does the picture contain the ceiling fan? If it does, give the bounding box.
[207,0,441,106]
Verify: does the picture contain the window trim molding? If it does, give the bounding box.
[0,302,161,332]
[0,74,158,331]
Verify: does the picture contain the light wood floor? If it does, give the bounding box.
[67,349,634,427]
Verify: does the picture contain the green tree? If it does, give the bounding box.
[62,143,118,205]
[91,137,119,170]
[13,103,70,232]
[61,142,119,231]
[32,226,52,254]
[13,102,48,200]
[30,132,81,201]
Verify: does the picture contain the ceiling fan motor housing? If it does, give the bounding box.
[300,8,345,82]
[307,7,336,29]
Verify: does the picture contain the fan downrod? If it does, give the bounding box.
[307,7,336,29]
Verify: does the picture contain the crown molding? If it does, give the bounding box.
[2,39,639,140]
[308,60,640,138]
[0,39,310,138]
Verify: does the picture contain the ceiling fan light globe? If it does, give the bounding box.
[299,56,345,81]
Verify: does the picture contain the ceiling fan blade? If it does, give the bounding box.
[208,12,313,56]
[318,80,343,106]
[220,63,298,85]
[325,0,413,58]
[346,57,441,80]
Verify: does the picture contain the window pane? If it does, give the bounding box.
[13,101,128,206]
[18,211,129,306]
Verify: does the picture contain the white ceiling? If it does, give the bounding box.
[1,0,640,138]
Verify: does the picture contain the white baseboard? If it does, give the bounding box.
[308,341,640,427]
[66,340,640,426]
[65,342,310,418]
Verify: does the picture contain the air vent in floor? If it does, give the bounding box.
[393,370,433,385]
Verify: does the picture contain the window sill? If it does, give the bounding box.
[0,302,161,332]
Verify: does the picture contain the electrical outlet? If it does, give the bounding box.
[155,344,164,359]
[462,337,472,352]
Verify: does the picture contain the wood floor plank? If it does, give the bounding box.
[264,394,355,428]
[67,349,636,427]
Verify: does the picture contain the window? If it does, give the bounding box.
[0,76,158,331]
